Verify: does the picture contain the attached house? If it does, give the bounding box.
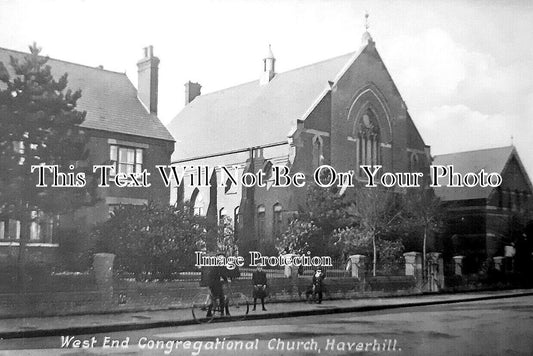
[433,146,533,272]
[0,45,174,266]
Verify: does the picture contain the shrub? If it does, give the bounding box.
[333,226,404,274]
[91,202,206,281]
[56,228,92,271]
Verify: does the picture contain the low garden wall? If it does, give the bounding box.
[0,273,418,318]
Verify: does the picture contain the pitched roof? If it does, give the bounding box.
[0,47,174,142]
[168,51,361,160]
[432,146,515,201]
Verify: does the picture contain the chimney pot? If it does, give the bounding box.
[184,81,202,105]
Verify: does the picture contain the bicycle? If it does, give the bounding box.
[191,283,249,323]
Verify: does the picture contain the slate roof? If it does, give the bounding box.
[0,47,174,142]
[432,146,515,201]
[167,51,361,160]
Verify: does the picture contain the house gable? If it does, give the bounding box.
[0,47,174,143]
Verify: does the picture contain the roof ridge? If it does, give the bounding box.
[195,51,354,99]
[434,145,513,157]
[0,46,126,75]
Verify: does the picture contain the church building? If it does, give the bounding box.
[167,27,431,254]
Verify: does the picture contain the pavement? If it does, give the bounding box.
[1,288,532,340]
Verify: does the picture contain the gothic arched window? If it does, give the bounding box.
[219,207,227,222]
[190,188,204,215]
[355,109,380,175]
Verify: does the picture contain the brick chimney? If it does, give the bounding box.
[184,81,202,105]
[137,45,160,114]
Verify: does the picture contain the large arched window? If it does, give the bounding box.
[355,109,380,176]
[273,203,283,238]
[257,205,266,241]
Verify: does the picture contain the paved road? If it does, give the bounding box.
[2,295,533,355]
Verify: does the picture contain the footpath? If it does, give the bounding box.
[1,288,532,339]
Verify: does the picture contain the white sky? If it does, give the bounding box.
[1,0,532,177]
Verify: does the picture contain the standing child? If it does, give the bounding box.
[252,264,268,311]
[306,269,325,303]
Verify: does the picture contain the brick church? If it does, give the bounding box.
[167,29,432,253]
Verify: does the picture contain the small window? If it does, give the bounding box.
[273,203,283,238]
[110,145,143,175]
[409,153,419,172]
[257,205,266,241]
[191,190,204,216]
[0,218,21,240]
[234,206,240,236]
[312,136,323,169]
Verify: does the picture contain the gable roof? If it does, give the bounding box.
[432,146,518,201]
[0,47,174,142]
[168,50,367,160]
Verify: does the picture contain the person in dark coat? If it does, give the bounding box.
[306,269,325,303]
[252,264,268,311]
[206,261,229,317]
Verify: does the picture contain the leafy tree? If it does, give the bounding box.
[216,215,238,256]
[304,182,358,236]
[283,173,358,256]
[275,219,320,255]
[0,44,95,279]
[334,225,404,274]
[92,202,206,281]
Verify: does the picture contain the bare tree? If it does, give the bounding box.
[353,185,403,276]
[404,184,443,283]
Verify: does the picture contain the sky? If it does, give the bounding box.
[1,0,532,177]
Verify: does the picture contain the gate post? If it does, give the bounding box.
[93,253,115,304]
[453,255,464,276]
[348,255,366,280]
[403,252,422,280]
